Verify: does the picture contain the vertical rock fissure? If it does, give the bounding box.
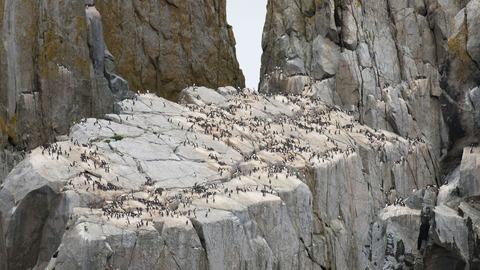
[385,1,405,83]
[464,8,480,71]
[190,219,210,267]
[299,236,326,270]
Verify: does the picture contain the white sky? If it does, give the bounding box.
[227,0,268,89]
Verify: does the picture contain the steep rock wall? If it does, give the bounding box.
[259,0,480,163]
[259,1,480,267]
[94,0,245,101]
[0,0,130,152]
[0,88,440,269]
[0,0,479,268]
[0,0,242,179]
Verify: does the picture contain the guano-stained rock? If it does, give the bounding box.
[0,87,442,269]
[2,0,480,268]
[0,0,242,180]
[260,0,465,160]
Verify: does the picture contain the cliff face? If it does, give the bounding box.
[0,88,439,269]
[2,0,480,269]
[0,0,130,150]
[1,87,478,269]
[259,0,480,268]
[94,0,245,101]
[260,0,480,165]
[0,0,244,180]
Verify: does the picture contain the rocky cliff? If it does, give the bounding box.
[1,87,478,269]
[1,0,480,269]
[0,0,130,150]
[0,88,439,269]
[258,0,480,268]
[0,0,244,180]
[94,0,245,101]
[260,0,480,166]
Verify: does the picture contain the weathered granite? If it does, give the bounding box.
[94,0,245,101]
[258,0,480,161]
[0,0,131,152]
[0,0,241,166]
[0,88,442,269]
[2,0,480,268]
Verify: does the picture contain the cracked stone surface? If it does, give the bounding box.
[0,87,444,269]
[259,0,480,164]
[1,0,480,268]
[0,1,131,151]
[94,0,245,101]
[0,0,242,180]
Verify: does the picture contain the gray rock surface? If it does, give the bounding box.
[466,0,480,66]
[0,88,442,269]
[94,0,245,101]
[1,0,480,268]
[259,0,480,161]
[0,0,241,168]
[0,0,131,151]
